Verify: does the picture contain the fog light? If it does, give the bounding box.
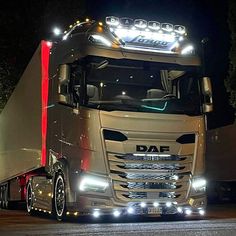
[113,210,121,217]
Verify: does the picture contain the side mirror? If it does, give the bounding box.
[201,77,213,113]
[58,64,70,103]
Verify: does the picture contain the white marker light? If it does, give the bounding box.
[199,209,205,216]
[53,27,62,36]
[127,207,134,214]
[166,202,172,208]
[181,45,194,55]
[153,202,159,207]
[185,209,192,215]
[177,207,183,213]
[93,210,100,218]
[113,210,121,217]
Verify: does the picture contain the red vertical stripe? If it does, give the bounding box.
[41,41,52,166]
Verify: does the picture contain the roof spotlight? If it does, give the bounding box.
[53,27,62,36]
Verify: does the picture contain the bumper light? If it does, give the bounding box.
[113,210,121,217]
[93,210,100,218]
[177,207,183,213]
[199,209,205,216]
[185,209,192,215]
[79,175,109,192]
[127,207,134,214]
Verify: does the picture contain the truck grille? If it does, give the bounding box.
[107,153,192,203]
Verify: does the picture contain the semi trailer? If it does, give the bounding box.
[0,16,213,220]
[206,123,236,202]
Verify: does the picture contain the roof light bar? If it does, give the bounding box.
[106,16,120,26]
[174,25,186,35]
[134,19,148,29]
[105,16,186,36]
[161,23,173,32]
[148,21,161,30]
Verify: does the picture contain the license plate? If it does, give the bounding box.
[147,207,161,215]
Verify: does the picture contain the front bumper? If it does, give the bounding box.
[66,193,207,217]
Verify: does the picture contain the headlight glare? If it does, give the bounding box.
[79,175,109,192]
[192,178,206,190]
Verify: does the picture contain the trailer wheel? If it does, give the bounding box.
[26,181,34,214]
[54,174,66,221]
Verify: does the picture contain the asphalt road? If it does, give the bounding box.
[0,204,236,236]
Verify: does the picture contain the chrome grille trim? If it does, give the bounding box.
[107,152,192,202]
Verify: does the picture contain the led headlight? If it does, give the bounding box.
[192,178,206,191]
[79,175,109,193]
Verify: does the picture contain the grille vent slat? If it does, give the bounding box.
[107,152,192,202]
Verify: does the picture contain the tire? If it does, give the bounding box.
[53,174,66,221]
[2,184,8,209]
[0,186,3,208]
[26,181,34,214]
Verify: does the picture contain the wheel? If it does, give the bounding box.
[2,184,9,209]
[54,174,66,221]
[26,181,34,214]
[0,186,3,208]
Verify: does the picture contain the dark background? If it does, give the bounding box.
[0,0,234,128]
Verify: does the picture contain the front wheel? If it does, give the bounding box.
[53,174,66,221]
[26,181,34,214]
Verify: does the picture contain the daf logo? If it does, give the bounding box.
[136,145,170,153]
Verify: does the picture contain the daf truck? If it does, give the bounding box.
[0,16,213,220]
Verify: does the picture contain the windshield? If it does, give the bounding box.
[84,61,202,116]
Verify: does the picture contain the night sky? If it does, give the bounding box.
[0,0,234,128]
